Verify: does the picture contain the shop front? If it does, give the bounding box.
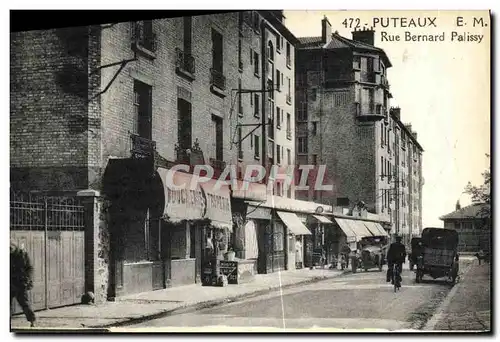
[198,178,233,285]
[330,216,389,262]
[307,214,335,267]
[103,158,168,298]
[275,211,312,271]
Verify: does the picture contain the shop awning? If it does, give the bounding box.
[333,218,358,242]
[343,219,374,238]
[157,168,206,222]
[199,179,233,231]
[276,211,312,236]
[311,215,333,224]
[362,221,389,237]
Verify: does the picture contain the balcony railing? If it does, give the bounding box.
[286,129,292,140]
[130,133,156,158]
[176,148,191,165]
[286,94,292,104]
[175,48,195,75]
[175,139,205,165]
[210,68,226,91]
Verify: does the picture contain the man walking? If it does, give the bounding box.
[10,242,36,327]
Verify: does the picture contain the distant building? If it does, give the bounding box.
[294,17,424,243]
[440,202,491,252]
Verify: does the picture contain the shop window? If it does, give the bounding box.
[273,223,285,252]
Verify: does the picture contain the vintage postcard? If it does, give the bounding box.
[9,9,491,333]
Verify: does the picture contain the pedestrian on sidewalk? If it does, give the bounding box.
[10,242,36,327]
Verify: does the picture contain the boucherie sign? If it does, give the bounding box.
[156,167,233,230]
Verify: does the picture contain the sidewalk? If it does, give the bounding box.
[425,260,491,331]
[11,267,345,330]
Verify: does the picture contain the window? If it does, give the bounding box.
[177,98,192,149]
[276,144,281,164]
[276,35,282,52]
[312,122,317,136]
[267,41,274,61]
[312,154,317,165]
[211,115,223,161]
[268,101,274,140]
[254,94,260,117]
[273,223,284,252]
[298,101,308,121]
[286,77,292,103]
[133,81,153,140]
[298,137,308,154]
[276,107,281,129]
[238,79,243,115]
[381,156,384,179]
[276,70,281,91]
[287,148,291,165]
[238,14,243,70]
[268,79,274,100]
[211,29,223,73]
[361,87,375,114]
[353,55,361,70]
[254,51,259,75]
[286,42,291,67]
[131,20,155,52]
[254,135,260,159]
[381,123,384,145]
[286,113,292,139]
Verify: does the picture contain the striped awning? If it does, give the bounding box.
[276,211,312,235]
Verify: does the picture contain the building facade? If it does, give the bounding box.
[440,202,491,253]
[294,17,424,241]
[10,11,305,305]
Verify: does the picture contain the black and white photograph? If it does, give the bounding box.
[8,7,491,334]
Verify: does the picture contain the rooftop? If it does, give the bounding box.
[297,31,392,67]
[439,203,490,220]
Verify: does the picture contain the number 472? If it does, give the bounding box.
[342,18,361,29]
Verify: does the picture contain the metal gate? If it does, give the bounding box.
[10,193,85,313]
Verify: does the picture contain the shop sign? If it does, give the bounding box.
[157,169,206,221]
[219,260,238,284]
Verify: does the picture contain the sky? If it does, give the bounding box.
[283,10,491,228]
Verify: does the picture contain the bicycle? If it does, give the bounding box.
[392,263,402,292]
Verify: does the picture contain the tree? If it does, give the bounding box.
[464,153,490,217]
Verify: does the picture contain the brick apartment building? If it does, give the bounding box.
[11,10,323,308]
[294,17,424,242]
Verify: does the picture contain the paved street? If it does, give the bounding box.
[430,262,491,331]
[127,262,466,332]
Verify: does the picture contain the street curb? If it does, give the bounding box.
[91,270,348,329]
[422,261,475,331]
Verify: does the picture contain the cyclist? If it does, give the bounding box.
[386,235,407,286]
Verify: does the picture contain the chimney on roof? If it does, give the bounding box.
[412,132,418,140]
[456,200,461,211]
[405,124,412,132]
[322,16,332,45]
[390,107,401,121]
[352,26,375,46]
